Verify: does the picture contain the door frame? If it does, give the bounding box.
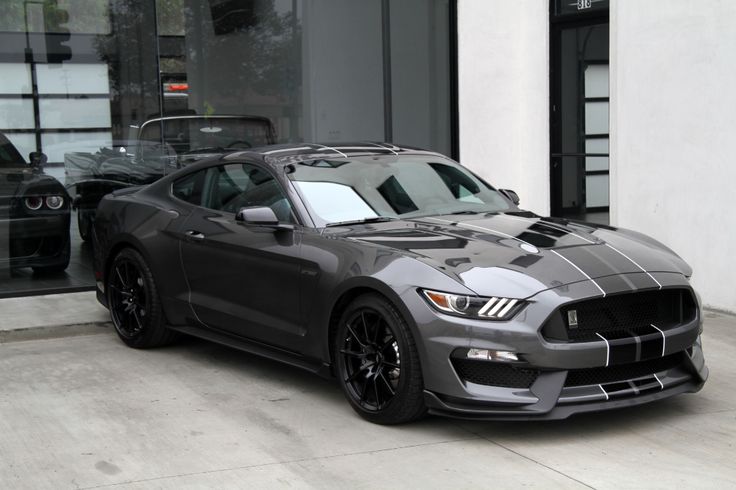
[549,5,609,218]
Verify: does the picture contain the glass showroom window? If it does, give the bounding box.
[0,0,455,297]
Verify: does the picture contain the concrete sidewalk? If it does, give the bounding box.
[0,291,110,342]
[0,309,734,488]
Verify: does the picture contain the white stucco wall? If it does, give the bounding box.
[457,0,550,216]
[610,1,736,313]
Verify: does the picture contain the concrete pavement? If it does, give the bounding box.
[0,309,734,488]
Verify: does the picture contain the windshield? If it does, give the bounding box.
[288,155,512,226]
[0,133,25,167]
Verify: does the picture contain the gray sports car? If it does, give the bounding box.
[93,143,707,424]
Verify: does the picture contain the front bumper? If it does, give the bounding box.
[402,272,708,420]
[0,213,70,268]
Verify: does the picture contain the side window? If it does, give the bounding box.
[204,163,295,223]
[172,169,206,205]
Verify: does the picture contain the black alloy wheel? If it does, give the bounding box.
[107,248,176,348]
[335,294,426,424]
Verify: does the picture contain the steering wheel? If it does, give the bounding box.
[227,140,252,149]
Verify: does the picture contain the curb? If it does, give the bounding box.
[0,322,111,344]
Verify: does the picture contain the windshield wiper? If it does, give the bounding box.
[326,216,398,227]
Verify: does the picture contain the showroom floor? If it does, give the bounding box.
[0,310,734,488]
[0,209,95,298]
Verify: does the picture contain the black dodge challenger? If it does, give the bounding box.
[93,143,707,424]
[0,132,70,273]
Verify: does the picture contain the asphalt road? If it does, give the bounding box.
[1,310,734,489]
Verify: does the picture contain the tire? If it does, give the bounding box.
[107,247,177,348]
[32,237,70,274]
[334,293,426,424]
[77,210,91,241]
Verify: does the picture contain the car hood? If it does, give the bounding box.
[333,212,692,298]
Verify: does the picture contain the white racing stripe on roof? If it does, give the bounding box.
[551,249,607,297]
[315,144,348,158]
[262,146,314,155]
[604,243,663,289]
[365,142,399,155]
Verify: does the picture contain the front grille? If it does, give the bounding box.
[564,352,686,387]
[452,359,540,388]
[543,289,697,342]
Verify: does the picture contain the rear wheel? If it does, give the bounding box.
[107,248,177,348]
[334,294,426,424]
[77,209,92,241]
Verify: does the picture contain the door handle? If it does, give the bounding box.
[185,230,205,240]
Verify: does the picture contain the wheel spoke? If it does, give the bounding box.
[382,361,400,370]
[372,316,383,344]
[132,309,144,331]
[360,312,370,344]
[114,266,128,288]
[345,323,366,347]
[340,349,367,358]
[379,336,397,352]
[372,375,381,408]
[345,364,371,383]
[359,377,369,403]
[379,371,395,396]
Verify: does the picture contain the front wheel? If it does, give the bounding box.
[107,248,177,348]
[334,294,426,424]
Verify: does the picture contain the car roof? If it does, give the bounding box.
[221,142,447,168]
[149,142,450,190]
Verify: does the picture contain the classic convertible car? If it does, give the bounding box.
[65,114,275,240]
[92,143,707,424]
[0,132,70,273]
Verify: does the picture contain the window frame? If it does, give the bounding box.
[169,161,305,227]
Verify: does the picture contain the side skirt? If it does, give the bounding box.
[168,324,334,379]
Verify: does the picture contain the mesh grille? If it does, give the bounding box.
[564,353,686,387]
[452,359,539,388]
[545,289,696,342]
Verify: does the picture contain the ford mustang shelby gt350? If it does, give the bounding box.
[93,143,707,424]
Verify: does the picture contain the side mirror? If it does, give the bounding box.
[29,151,47,167]
[499,189,520,205]
[236,206,281,226]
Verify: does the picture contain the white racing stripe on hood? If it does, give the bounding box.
[551,249,607,297]
[496,213,597,244]
[424,216,537,248]
[604,243,663,289]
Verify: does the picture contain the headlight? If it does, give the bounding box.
[24,196,43,210]
[45,195,64,210]
[421,289,526,320]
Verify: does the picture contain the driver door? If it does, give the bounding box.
[179,162,304,352]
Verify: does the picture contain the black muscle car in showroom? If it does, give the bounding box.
[92,143,707,424]
[0,132,70,273]
[65,114,275,241]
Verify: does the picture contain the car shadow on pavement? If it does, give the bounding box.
[134,331,709,440]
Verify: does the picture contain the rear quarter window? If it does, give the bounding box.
[172,170,205,205]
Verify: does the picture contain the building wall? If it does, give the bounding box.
[610,0,736,313]
[457,0,550,216]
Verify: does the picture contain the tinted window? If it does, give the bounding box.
[204,164,294,223]
[172,170,205,205]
